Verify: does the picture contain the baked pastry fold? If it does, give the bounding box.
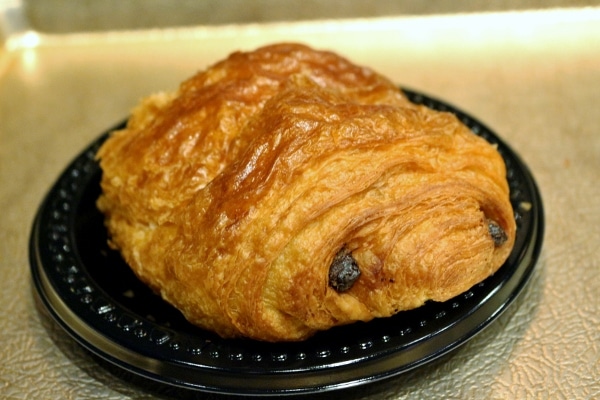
[97,43,515,341]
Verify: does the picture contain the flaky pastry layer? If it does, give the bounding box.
[97,43,515,341]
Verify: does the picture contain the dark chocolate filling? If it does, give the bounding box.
[328,248,361,292]
[487,219,508,246]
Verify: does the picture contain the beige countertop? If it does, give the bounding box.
[1,4,599,399]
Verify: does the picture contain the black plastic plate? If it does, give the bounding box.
[29,89,544,396]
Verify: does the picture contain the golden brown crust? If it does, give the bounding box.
[97,43,515,341]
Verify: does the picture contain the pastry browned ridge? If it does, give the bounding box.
[96,43,516,342]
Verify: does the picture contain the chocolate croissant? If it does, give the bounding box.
[97,43,515,341]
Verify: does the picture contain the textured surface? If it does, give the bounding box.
[1,5,600,400]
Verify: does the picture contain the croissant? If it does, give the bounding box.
[97,43,515,341]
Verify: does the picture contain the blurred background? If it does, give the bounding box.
[15,0,600,34]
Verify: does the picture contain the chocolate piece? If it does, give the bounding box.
[488,220,508,246]
[329,248,361,292]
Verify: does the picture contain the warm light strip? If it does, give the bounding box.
[2,6,600,51]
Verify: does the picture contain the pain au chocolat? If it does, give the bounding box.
[96,43,515,342]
